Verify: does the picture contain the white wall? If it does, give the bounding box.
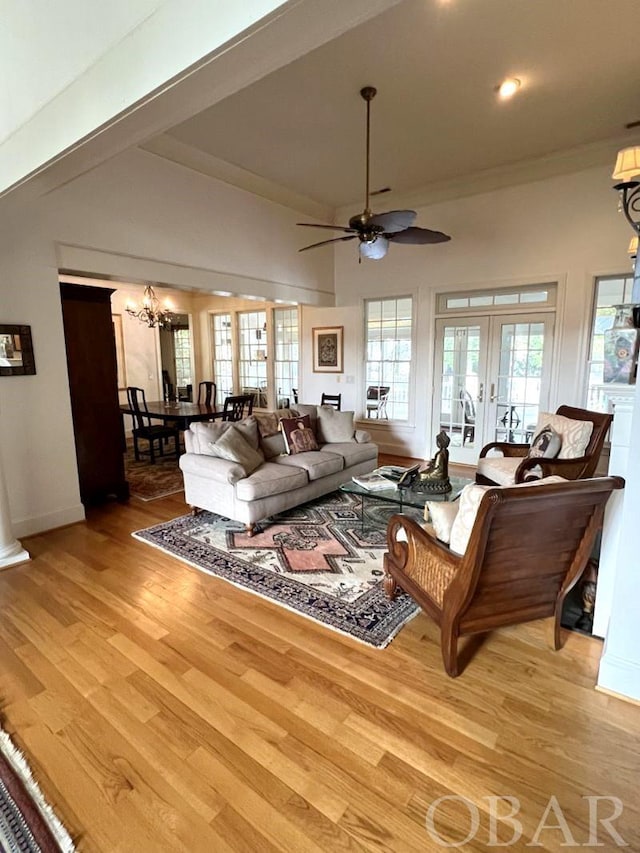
[328,164,633,457]
[0,149,332,536]
[0,0,292,194]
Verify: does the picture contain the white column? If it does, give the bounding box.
[597,252,640,701]
[0,450,29,568]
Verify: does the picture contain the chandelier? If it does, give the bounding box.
[125,285,173,329]
[612,147,640,236]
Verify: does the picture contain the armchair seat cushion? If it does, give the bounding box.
[475,455,522,486]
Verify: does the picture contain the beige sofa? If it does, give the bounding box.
[179,404,378,533]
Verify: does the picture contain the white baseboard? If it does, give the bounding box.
[13,503,86,538]
[598,652,640,704]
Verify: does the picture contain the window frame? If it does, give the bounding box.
[363,295,414,424]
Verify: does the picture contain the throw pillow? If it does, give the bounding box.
[280,415,319,455]
[316,406,355,443]
[190,416,260,455]
[208,425,264,475]
[527,424,562,459]
[532,412,593,460]
[425,501,460,544]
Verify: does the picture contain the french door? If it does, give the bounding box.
[433,313,555,464]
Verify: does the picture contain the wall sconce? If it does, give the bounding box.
[612,146,640,236]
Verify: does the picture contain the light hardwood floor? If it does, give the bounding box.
[2,475,639,851]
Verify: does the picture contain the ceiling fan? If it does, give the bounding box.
[297,86,451,260]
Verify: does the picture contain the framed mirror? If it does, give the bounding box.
[0,325,36,376]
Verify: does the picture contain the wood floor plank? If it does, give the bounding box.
[0,489,636,852]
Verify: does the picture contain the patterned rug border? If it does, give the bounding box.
[132,503,419,649]
[0,727,75,853]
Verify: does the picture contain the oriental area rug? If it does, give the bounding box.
[124,441,183,501]
[0,727,75,852]
[133,491,421,648]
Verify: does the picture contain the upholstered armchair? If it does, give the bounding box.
[384,476,623,677]
[476,405,612,486]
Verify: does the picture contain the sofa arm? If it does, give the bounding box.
[179,452,247,484]
[355,429,372,443]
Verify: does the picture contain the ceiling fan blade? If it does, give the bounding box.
[369,210,416,233]
[296,222,355,233]
[298,235,357,252]
[388,226,451,244]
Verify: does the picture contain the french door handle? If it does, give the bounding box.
[490,382,499,402]
[477,383,484,403]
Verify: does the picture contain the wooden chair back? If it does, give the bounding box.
[321,393,341,410]
[126,386,151,431]
[384,476,624,676]
[222,394,254,422]
[554,405,612,478]
[197,381,216,406]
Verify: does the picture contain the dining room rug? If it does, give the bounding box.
[0,727,75,852]
[123,441,183,501]
[133,491,421,648]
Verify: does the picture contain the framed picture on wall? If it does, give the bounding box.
[312,326,343,373]
[0,325,36,376]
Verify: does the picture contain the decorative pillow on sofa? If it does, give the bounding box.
[316,406,355,443]
[280,415,319,455]
[527,424,562,459]
[532,413,592,459]
[208,425,264,475]
[425,501,460,544]
[191,416,260,455]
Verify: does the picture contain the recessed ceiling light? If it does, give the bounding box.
[497,78,521,99]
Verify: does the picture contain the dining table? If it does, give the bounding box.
[120,400,223,431]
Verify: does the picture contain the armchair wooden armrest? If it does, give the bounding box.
[514,455,592,482]
[385,515,461,618]
[479,441,529,459]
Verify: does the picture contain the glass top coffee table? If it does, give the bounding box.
[340,474,473,531]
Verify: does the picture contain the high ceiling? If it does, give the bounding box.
[159,0,640,212]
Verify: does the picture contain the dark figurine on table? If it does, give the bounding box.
[416,430,452,493]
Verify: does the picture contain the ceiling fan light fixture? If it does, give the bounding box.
[497,77,521,99]
[359,236,389,260]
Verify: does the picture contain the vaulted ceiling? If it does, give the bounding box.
[150,0,640,215]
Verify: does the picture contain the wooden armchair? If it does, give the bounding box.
[477,405,612,485]
[384,476,623,677]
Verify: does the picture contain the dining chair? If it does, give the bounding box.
[220,393,254,422]
[126,386,180,463]
[365,386,390,419]
[320,393,341,410]
[197,381,217,406]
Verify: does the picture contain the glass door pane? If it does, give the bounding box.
[433,318,489,464]
[488,314,554,444]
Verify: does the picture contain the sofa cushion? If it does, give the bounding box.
[532,412,593,459]
[316,406,356,443]
[208,425,264,475]
[321,440,378,467]
[280,415,319,454]
[272,450,343,481]
[260,432,286,459]
[235,462,308,501]
[190,416,260,455]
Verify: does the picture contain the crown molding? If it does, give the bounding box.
[140,134,334,222]
[338,132,640,217]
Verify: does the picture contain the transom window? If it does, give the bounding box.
[437,284,556,314]
[364,297,413,421]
